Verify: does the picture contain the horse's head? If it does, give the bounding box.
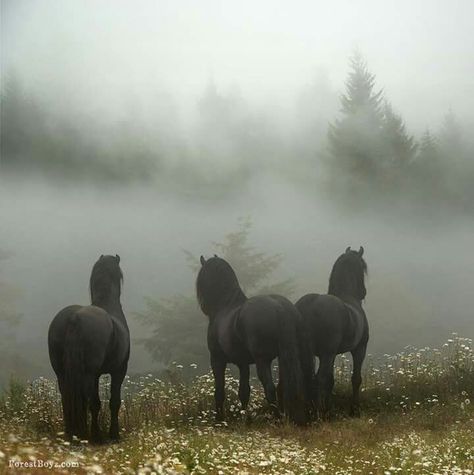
[196,255,240,317]
[328,246,367,301]
[90,254,123,305]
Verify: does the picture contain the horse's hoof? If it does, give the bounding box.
[349,407,361,418]
[317,409,332,422]
[109,432,120,442]
[89,434,104,445]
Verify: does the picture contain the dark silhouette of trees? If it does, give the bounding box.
[2,60,473,211]
[325,53,474,209]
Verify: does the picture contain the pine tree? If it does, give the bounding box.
[417,129,439,162]
[135,219,294,376]
[340,51,384,118]
[413,129,443,195]
[328,52,385,181]
[438,110,466,166]
[382,101,417,168]
[439,111,462,148]
[438,110,473,206]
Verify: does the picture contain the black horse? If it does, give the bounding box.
[196,255,312,425]
[296,246,368,417]
[48,255,130,442]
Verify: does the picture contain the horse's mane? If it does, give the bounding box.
[196,257,246,317]
[328,250,367,300]
[90,255,123,305]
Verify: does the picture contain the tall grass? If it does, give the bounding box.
[0,335,472,474]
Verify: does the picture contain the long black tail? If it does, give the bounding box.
[63,313,87,439]
[277,310,307,425]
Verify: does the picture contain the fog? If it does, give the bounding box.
[1,1,473,383]
[1,174,473,380]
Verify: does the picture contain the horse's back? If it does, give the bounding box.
[212,295,301,363]
[240,295,288,335]
[296,293,368,355]
[239,295,298,359]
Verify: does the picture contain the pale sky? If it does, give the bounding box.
[2,0,474,130]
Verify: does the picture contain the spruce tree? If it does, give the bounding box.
[413,129,443,195]
[382,101,417,168]
[328,52,385,181]
[417,129,439,162]
[438,110,466,166]
[438,110,473,205]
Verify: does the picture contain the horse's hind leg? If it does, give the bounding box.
[350,343,367,417]
[256,359,279,418]
[276,365,284,413]
[88,376,101,443]
[109,367,126,441]
[57,375,71,438]
[238,364,250,411]
[317,354,336,419]
[211,354,227,422]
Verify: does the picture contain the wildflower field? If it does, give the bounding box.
[1,336,473,474]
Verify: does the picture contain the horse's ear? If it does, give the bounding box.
[115,254,120,263]
[200,255,206,266]
[358,246,364,257]
[100,254,104,259]
[214,254,218,258]
[345,246,351,253]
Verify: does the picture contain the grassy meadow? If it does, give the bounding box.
[0,335,473,474]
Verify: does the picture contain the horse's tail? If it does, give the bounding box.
[277,310,308,425]
[63,313,87,439]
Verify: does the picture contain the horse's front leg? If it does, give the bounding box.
[350,342,367,417]
[211,354,227,422]
[109,366,127,441]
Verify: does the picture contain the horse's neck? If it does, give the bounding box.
[92,289,128,330]
[211,287,246,320]
[336,293,362,309]
[329,278,360,305]
[226,287,247,309]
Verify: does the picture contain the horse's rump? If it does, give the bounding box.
[296,294,346,354]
